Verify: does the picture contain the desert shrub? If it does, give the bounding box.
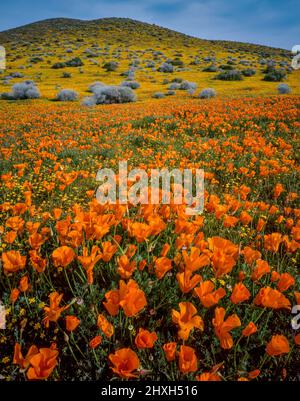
[166,90,175,96]
[199,88,217,99]
[263,69,286,82]
[170,58,184,67]
[152,92,165,98]
[219,64,234,70]
[10,72,24,78]
[146,61,155,68]
[83,85,136,106]
[203,64,218,72]
[121,81,140,89]
[66,57,84,67]
[277,83,291,94]
[1,80,40,100]
[52,62,66,69]
[103,61,118,72]
[179,81,197,92]
[158,62,174,73]
[88,82,105,92]
[241,68,256,77]
[56,89,78,101]
[215,70,243,81]
[30,56,43,63]
[62,72,72,78]
[168,83,180,90]
[171,77,183,83]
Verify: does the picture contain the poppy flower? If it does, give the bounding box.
[254,287,291,310]
[52,246,75,268]
[117,255,136,279]
[208,237,238,277]
[29,250,47,273]
[266,335,290,356]
[196,372,221,381]
[277,273,295,292]
[109,348,140,379]
[230,283,251,304]
[101,241,118,262]
[65,315,80,332]
[13,343,39,370]
[27,348,59,380]
[19,275,30,292]
[43,292,69,328]
[89,335,102,349]
[212,307,241,349]
[172,302,204,340]
[163,342,177,362]
[135,328,158,349]
[10,288,20,303]
[182,247,210,272]
[242,322,257,337]
[2,250,26,274]
[178,345,197,374]
[242,247,261,265]
[97,314,114,338]
[176,270,202,293]
[194,280,226,308]
[155,256,172,279]
[294,334,300,346]
[78,245,102,284]
[251,259,271,281]
[264,233,282,252]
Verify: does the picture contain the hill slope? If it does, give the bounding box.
[0,17,298,98]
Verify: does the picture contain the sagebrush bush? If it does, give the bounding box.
[203,64,218,72]
[215,70,243,81]
[199,88,217,99]
[1,80,40,100]
[264,69,286,82]
[168,83,180,90]
[121,81,140,89]
[158,62,174,73]
[88,82,105,92]
[152,92,165,98]
[56,89,78,101]
[83,85,136,106]
[103,61,118,72]
[277,83,291,94]
[179,81,197,92]
[241,68,256,77]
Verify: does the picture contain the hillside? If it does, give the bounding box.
[0,17,298,98]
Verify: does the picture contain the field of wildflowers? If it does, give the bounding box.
[0,95,299,381]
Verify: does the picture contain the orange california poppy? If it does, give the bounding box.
[264,233,282,252]
[65,315,80,332]
[266,335,290,356]
[277,273,295,292]
[294,334,300,346]
[19,275,30,292]
[194,280,226,308]
[242,246,261,265]
[196,372,221,381]
[251,259,270,281]
[172,302,204,340]
[101,241,118,262]
[78,245,102,284]
[242,322,257,337]
[212,307,241,349]
[109,348,140,379]
[2,250,26,274]
[178,345,198,374]
[52,246,75,268]
[43,292,69,328]
[89,335,102,349]
[176,269,202,293]
[230,282,251,304]
[13,343,39,370]
[10,288,20,303]
[155,256,172,279]
[254,287,291,310]
[29,250,47,273]
[182,247,210,272]
[163,342,177,362]
[135,328,158,349]
[97,314,114,338]
[27,348,59,380]
[117,255,136,279]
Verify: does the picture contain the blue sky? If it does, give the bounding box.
[0,0,299,49]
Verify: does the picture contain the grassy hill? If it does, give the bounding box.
[0,17,298,99]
